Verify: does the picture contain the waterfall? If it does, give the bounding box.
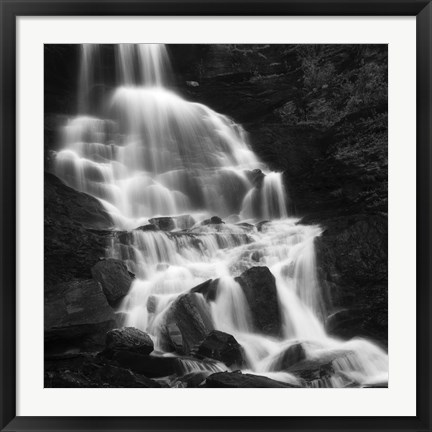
[78,44,99,114]
[53,44,388,388]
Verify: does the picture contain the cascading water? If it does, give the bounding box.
[54,44,388,388]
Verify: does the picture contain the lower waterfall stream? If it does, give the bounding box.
[53,43,388,388]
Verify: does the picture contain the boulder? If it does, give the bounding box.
[235,222,255,231]
[235,266,282,337]
[203,371,296,388]
[201,216,224,225]
[173,214,196,230]
[148,217,175,231]
[91,258,134,306]
[190,279,219,302]
[109,351,179,378]
[44,173,114,287]
[245,168,265,188]
[271,343,307,370]
[256,220,270,232]
[145,215,195,231]
[315,214,388,346]
[105,327,154,355]
[287,350,354,386]
[175,371,209,388]
[135,224,158,232]
[45,172,113,230]
[44,353,160,388]
[44,279,116,350]
[147,295,158,313]
[162,293,214,354]
[194,330,245,367]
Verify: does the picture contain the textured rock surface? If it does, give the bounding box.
[148,217,176,231]
[314,214,388,345]
[287,350,354,387]
[190,279,219,302]
[201,216,224,225]
[105,327,154,355]
[107,351,179,378]
[44,173,113,287]
[235,266,282,337]
[162,293,214,354]
[204,372,297,388]
[44,353,161,388]
[194,330,245,367]
[44,279,116,350]
[270,343,307,371]
[91,259,134,306]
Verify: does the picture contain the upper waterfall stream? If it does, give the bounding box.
[53,44,388,388]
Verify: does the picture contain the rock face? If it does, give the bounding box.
[44,173,113,287]
[201,216,224,225]
[107,351,179,378]
[287,350,354,387]
[105,327,154,355]
[271,343,307,370]
[148,215,196,231]
[91,259,134,306]
[190,279,219,302]
[245,169,265,187]
[194,330,245,367]
[162,293,214,354]
[136,224,158,232]
[314,214,388,345]
[204,372,297,388]
[44,353,161,388]
[148,217,175,231]
[235,266,282,337]
[44,279,116,350]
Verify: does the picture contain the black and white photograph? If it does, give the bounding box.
[44,43,388,389]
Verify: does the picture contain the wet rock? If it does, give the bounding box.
[176,371,209,388]
[147,295,158,313]
[272,343,307,370]
[91,258,134,306]
[201,216,224,225]
[235,222,255,231]
[194,330,245,367]
[315,214,388,346]
[45,172,113,230]
[135,224,158,231]
[256,220,270,232]
[106,327,154,355]
[190,279,219,302]
[44,353,161,388]
[203,371,296,388]
[164,323,184,352]
[287,350,353,386]
[44,279,116,351]
[235,266,282,337]
[245,168,265,188]
[110,351,179,378]
[44,173,114,287]
[251,251,261,262]
[148,217,176,231]
[162,293,214,354]
[173,214,196,230]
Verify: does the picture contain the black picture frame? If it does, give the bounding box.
[1,1,431,431]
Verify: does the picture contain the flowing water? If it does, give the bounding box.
[54,44,388,388]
